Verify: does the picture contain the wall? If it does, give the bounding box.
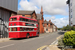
[11,13,17,16]
[39,20,44,33]
[0,8,11,38]
[0,8,10,27]
[32,13,37,19]
[44,23,52,33]
[72,0,75,26]
[0,0,18,12]
[17,13,37,19]
[25,15,31,18]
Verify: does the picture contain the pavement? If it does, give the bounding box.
[0,38,10,43]
[43,35,64,50]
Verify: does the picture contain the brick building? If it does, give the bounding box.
[43,20,52,33]
[17,7,57,34]
[37,7,44,33]
[0,0,18,38]
[43,20,57,33]
[17,10,37,19]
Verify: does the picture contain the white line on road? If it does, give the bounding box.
[23,38,36,42]
[23,37,45,42]
[23,34,51,43]
[0,44,14,49]
[50,40,58,45]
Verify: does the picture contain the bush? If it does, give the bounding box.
[61,25,75,31]
[58,37,64,46]
[63,30,75,47]
[71,26,75,31]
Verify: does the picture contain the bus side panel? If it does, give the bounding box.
[30,32,36,36]
[20,32,27,38]
[20,32,34,38]
[34,28,37,36]
[9,32,20,38]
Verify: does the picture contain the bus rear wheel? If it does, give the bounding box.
[26,34,30,38]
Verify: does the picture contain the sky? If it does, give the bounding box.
[18,0,69,28]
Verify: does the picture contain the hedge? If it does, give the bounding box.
[63,30,75,47]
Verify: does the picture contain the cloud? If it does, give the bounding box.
[45,16,69,28]
[19,0,68,15]
[50,16,55,20]
[19,0,69,28]
[19,0,40,13]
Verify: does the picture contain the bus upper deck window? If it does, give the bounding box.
[26,19,28,22]
[10,18,13,21]
[10,18,17,21]
[20,18,22,21]
[23,18,25,21]
[13,18,17,21]
[29,20,31,22]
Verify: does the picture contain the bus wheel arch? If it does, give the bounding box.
[26,33,30,38]
[36,32,39,37]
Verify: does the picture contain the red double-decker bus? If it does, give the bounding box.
[9,15,39,38]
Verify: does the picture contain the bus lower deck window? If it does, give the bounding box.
[13,28,17,31]
[10,28,17,31]
[20,27,23,31]
[10,28,13,31]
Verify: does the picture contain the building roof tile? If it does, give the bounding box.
[17,10,35,15]
[37,14,42,20]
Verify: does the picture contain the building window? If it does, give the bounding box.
[46,28,48,31]
[71,9,72,12]
[71,15,72,18]
[70,3,72,6]
[47,23,48,25]
[43,24,44,27]
[71,23,72,24]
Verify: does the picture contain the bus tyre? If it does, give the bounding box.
[36,32,39,37]
[26,33,30,38]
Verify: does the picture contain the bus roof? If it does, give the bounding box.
[10,15,37,21]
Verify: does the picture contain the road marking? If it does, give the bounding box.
[0,44,14,48]
[45,35,50,37]
[23,38,36,42]
[23,37,45,42]
[37,45,48,50]
[22,33,51,43]
[50,40,58,45]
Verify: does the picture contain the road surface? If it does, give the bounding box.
[0,31,64,50]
